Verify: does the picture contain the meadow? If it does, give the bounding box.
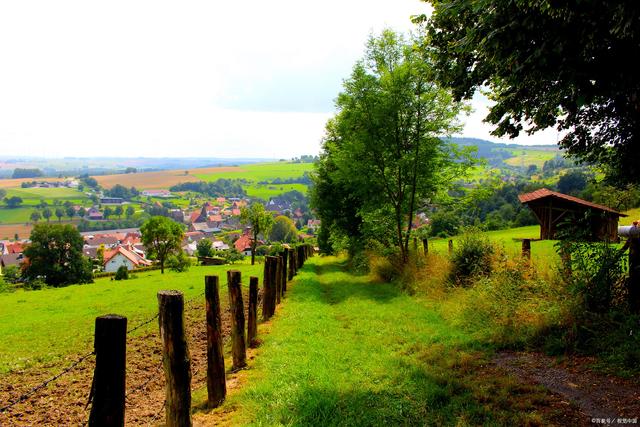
[0,187,90,227]
[504,148,558,168]
[0,262,262,374]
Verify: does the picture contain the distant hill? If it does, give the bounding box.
[445,137,560,168]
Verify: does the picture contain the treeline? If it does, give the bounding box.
[258,171,312,186]
[170,179,246,198]
[77,217,146,232]
[12,168,44,179]
[104,184,139,200]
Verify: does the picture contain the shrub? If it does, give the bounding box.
[114,265,129,281]
[449,229,494,286]
[167,251,192,273]
[1,265,21,283]
[24,277,47,291]
[0,277,15,293]
[224,248,245,264]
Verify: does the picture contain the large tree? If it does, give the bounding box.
[420,0,640,184]
[312,30,470,262]
[140,216,184,274]
[23,223,93,286]
[240,203,274,265]
[269,215,298,243]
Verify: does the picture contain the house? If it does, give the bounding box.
[234,228,261,256]
[103,246,152,272]
[212,241,229,251]
[307,219,321,230]
[518,188,627,241]
[1,253,25,274]
[216,197,226,204]
[86,207,103,221]
[141,189,172,198]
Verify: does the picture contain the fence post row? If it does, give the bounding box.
[280,250,288,295]
[204,276,226,408]
[248,276,259,348]
[522,239,531,260]
[275,256,283,305]
[288,248,295,281]
[88,315,127,427]
[157,290,192,427]
[227,270,247,370]
[263,256,277,320]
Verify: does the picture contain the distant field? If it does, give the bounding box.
[0,177,65,189]
[0,262,263,373]
[4,187,89,205]
[504,149,558,168]
[94,166,242,189]
[0,223,34,240]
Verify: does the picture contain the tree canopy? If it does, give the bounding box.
[23,223,93,286]
[420,0,640,184]
[269,215,298,243]
[140,216,184,274]
[240,203,274,265]
[312,30,471,262]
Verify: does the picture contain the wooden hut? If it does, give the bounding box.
[518,188,627,241]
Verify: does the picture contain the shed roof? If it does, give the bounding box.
[518,188,627,216]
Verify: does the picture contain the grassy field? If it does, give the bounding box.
[504,148,558,168]
[195,256,561,425]
[621,208,640,225]
[0,262,262,373]
[0,187,90,226]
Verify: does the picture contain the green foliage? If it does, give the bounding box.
[4,196,23,208]
[140,216,184,274]
[223,248,245,264]
[557,170,588,195]
[421,0,640,184]
[240,203,274,265]
[170,179,246,198]
[0,276,14,293]
[166,251,192,273]
[449,230,494,286]
[269,215,297,242]
[12,168,43,179]
[1,265,21,283]
[312,29,471,262]
[23,223,93,287]
[104,184,139,200]
[429,210,461,237]
[114,265,129,281]
[196,238,213,257]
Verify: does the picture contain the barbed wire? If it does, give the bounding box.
[149,399,166,425]
[126,359,164,402]
[0,350,94,413]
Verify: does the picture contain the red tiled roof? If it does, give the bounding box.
[518,188,627,216]
[234,234,253,252]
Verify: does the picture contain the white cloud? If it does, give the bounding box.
[0,0,554,159]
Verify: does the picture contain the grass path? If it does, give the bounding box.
[195,256,572,426]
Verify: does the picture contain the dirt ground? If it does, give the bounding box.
[495,351,640,426]
[0,294,241,426]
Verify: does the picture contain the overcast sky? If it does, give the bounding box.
[0,0,559,159]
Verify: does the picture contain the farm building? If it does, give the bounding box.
[518,188,627,241]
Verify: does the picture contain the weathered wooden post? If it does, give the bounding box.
[448,239,454,255]
[413,237,418,252]
[522,239,531,260]
[88,315,127,427]
[204,276,225,408]
[280,250,288,295]
[227,270,246,370]
[247,276,259,347]
[297,246,304,269]
[422,238,429,255]
[157,290,192,427]
[263,256,277,320]
[630,237,640,313]
[275,256,283,305]
[288,248,295,280]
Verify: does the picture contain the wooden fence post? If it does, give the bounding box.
[413,237,418,252]
[248,276,259,347]
[263,256,277,320]
[204,276,225,408]
[280,250,288,295]
[522,239,531,260]
[157,290,192,427]
[448,239,454,255]
[422,238,429,255]
[227,270,246,370]
[297,246,304,269]
[629,238,640,313]
[275,256,283,305]
[88,315,127,427]
[288,248,295,280]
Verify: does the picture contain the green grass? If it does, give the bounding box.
[504,149,558,168]
[0,187,90,224]
[0,263,262,373]
[621,208,640,225]
[0,207,37,224]
[195,162,313,199]
[204,256,555,426]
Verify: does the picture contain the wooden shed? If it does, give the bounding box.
[518,188,627,241]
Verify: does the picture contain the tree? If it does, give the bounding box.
[269,215,298,242]
[22,223,93,287]
[557,170,588,196]
[196,238,214,258]
[114,205,124,218]
[312,30,470,262]
[42,208,52,222]
[66,206,76,220]
[103,207,113,219]
[30,211,42,223]
[420,1,640,184]
[78,207,87,218]
[55,208,64,222]
[140,216,184,274]
[4,196,23,208]
[240,204,274,265]
[125,205,135,218]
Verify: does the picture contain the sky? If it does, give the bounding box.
[0,0,560,159]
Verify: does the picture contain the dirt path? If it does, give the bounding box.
[495,351,640,425]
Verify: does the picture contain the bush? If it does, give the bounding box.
[449,229,494,286]
[167,251,192,273]
[24,277,47,291]
[1,265,21,283]
[224,248,245,264]
[0,277,15,293]
[114,265,129,281]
